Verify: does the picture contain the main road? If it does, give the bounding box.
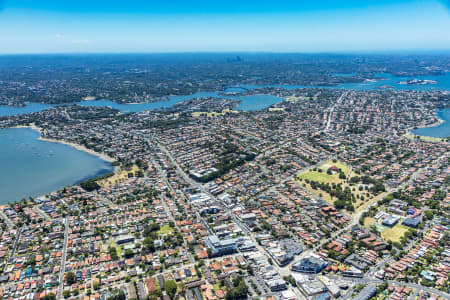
[325,91,347,132]
[57,216,69,299]
[156,142,307,299]
[7,227,22,264]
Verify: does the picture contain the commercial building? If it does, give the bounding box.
[291,255,327,274]
[294,273,327,296]
[266,278,287,291]
[116,235,135,245]
[382,215,400,227]
[189,167,218,181]
[402,217,421,228]
[204,235,237,257]
[354,285,377,300]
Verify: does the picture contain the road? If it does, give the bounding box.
[158,182,195,263]
[94,191,116,208]
[57,216,69,299]
[33,206,52,221]
[7,227,22,264]
[0,211,14,228]
[156,142,308,300]
[325,91,347,132]
[149,149,199,263]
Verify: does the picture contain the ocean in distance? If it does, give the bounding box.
[241,73,450,91]
[0,127,113,204]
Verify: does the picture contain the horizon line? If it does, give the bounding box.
[1,49,450,56]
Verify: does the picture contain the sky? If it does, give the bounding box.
[0,0,449,54]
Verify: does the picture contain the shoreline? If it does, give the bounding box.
[12,125,116,163]
[39,137,116,163]
[405,110,447,140]
[1,125,117,203]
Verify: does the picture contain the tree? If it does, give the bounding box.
[377,282,388,292]
[42,293,56,300]
[80,178,100,191]
[124,249,134,258]
[65,271,76,285]
[334,200,345,209]
[109,246,119,260]
[165,280,177,299]
[144,223,160,237]
[226,276,248,299]
[283,275,297,287]
[143,237,155,252]
[63,290,71,298]
[424,210,433,220]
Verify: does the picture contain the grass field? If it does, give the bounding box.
[364,217,376,227]
[192,109,239,117]
[298,170,338,183]
[157,224,173,235]
[300,182,334,202]
[99,165,140,187]
[285,96,317,102]
[404,133,444,142]
[297,160,376,212]
[319,160,350,174]
[268,107,285,112]
[381,224,410,243]
[101,241,122,257]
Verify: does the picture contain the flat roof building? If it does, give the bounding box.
[291,255,327,274]
[116,235,135,245]
[205,235,237,257]
[354,285,377,300]
[382,215,400,227]
[402,217,421,228]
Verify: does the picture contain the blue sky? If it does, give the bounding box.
[0,0,449,54]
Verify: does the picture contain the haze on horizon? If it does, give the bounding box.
[0,0,449,54]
